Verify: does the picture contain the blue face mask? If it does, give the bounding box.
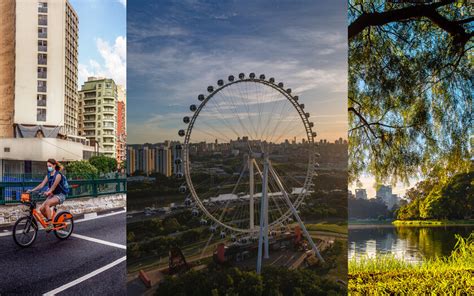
[47,167,54,172]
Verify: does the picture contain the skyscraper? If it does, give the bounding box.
[1,0,79,138]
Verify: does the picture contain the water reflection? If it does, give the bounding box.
[348,225,474,263]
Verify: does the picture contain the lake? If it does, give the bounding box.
[348,224,474,263]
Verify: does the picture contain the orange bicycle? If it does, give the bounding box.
[12,191,74,247]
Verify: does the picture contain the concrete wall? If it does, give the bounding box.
[0,138,95,162]
[15,0,65,126]
[0,0,15,138]
[0,193,125,225]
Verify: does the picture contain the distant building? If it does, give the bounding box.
[116,86,127,166]
[78,77,118,159]
[376,185,399,210]
[355,188,368,200]
[127,142,181,177]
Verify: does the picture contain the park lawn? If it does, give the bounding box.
[392,220,474,226]
[348,235,474,295]
[306,223,348,235]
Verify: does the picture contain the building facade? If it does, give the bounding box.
[78,77,118,159]
[126,143,181,177]
[10,0,79,137]
[116,85,127,166]
[0,0,94,177]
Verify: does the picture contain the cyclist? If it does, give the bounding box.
[28,158,67,231]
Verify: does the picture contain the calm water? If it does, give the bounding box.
[348,225,474,263]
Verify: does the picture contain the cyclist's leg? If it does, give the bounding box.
[43,198,59,221]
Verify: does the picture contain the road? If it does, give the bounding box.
[0,210,126,295]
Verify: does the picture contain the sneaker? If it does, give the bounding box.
[44,223,54,232]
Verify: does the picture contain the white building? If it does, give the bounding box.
[13,0,79,137]
[0,1,94,177]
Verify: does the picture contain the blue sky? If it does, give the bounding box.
[127,0,348,144]
[69,0,126,87]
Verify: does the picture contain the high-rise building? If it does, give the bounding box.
[78,77,118,159]
[355,188,367,200]
[376,185,399,209]
[126,143,180,177]
[116,85,127,166]
[1,0,79,138]
[0,1,94,177]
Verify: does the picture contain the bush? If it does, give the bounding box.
[65,160,98,179]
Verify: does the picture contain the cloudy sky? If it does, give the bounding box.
[127,0,348,144]
[70,0,126,87]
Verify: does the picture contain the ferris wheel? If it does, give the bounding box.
[177,73,323,271]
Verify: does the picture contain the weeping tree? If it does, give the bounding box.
[348,0,473,185]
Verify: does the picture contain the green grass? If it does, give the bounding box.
[306,223,348,234]
[392,220,474,226]
[349,234,474,295]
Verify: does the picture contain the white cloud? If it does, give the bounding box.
[79,36,126,87]
[117,0,126,8]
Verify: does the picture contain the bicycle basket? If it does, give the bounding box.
[21,193,31,202]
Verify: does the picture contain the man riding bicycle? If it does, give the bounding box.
[28,158,68,231]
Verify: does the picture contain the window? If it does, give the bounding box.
[37,108,46,121]
[38,15,47,26]
[38,53,47,65]
[37,94,46,106]
[98,92,101,97]
[38,27,47,38]
[38,2,48,13]
[98,84,102,88]
[37,80,47,92]
[38,40,47,52]
[106,83,111,88]
[37,67,47,79]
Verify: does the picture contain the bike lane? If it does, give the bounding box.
[0,211,126,295]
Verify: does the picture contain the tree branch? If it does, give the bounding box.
[349,0,472,47]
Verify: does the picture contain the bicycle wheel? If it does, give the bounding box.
[12,216,38,247]
[54,211,74,239]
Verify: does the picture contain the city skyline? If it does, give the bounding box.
[127,0,347,143]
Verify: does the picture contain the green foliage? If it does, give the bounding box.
[397,172,473,220]
[156,266,345,296]
[349,234,474,295]
[348,1,472,184]
[89,155,117,174]
[65,160,98,179]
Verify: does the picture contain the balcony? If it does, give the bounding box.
[84,109,96,114]
[38,58,47,65]
[37,86,47,92]
[38,45,47,52]
[83,117,95,122]
[37,72,47,79]
[38,7,47,13]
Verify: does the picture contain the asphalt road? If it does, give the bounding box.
[0,210,126,295]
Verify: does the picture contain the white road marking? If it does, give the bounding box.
[43,256,126,296]
[0,210,126,237]
[75,209,126,223]
[83,212,97,219]
[71,233,126,249]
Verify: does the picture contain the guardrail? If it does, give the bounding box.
[0,174,127,205]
